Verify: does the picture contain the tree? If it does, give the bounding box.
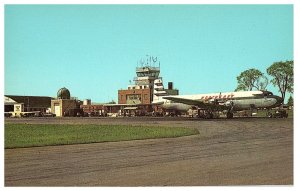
[108,100,116,104]
[287,95,293,106]
[235,69,267,91]
[255,75,269,91]
[267,60,293,101]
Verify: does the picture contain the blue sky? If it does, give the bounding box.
[5,4,293,102]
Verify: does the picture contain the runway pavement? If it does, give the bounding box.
[5,117,293,186]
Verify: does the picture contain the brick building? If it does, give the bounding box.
[118,56,161,105]
[51,87,82,117]
[118,56,179,116]
[118,88,151,104]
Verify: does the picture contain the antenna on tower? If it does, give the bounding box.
[140,59,144,67]
[152,56,157,67]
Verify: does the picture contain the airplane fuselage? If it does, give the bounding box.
[160,90,283,112]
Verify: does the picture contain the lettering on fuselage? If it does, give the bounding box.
[201,94,234,100]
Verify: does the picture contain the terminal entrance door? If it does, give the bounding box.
[54,105,61,117]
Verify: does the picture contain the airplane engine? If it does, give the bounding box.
[208,98,216,104]
[209,98,224,105]
[225,100,234,107]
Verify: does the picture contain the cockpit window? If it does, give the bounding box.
[263,91,273,96]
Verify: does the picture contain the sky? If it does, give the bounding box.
[4,4,293,103]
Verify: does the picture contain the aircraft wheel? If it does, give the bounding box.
[227,112,233,119]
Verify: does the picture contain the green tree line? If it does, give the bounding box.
[235,60,293,104]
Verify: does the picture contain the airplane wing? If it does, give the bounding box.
[151,101,165,105]
[163,96,228,110]
[163,96,208,107]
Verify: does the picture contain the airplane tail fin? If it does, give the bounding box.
[153,78,168,104]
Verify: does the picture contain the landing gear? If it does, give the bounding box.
[226,112,234,119]
[266,109,272,118]
[197,109,214,119]
[249,104,257,117]
[267,112,273,118]
[225,101,234,119]
[207,111,214,119]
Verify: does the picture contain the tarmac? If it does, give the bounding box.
[5,117,293,186]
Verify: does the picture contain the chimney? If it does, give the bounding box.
[168,82,173,90]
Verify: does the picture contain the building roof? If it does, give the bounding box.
[4,96,17,105]
[4,95,53,108]
[124,107,138,110]
[57,87,71,99]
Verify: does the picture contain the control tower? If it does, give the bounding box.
[118,56,161,105]
[128,56,161,89]
[118,55,179,105]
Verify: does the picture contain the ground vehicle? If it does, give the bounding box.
[271,110,288,118]
[42,112,56,117]
[4,112,13,117]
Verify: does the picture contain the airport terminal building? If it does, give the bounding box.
[4,56,180,117]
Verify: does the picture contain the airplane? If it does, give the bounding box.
[152,79,284,118]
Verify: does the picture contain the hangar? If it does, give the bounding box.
[4,95,52,113]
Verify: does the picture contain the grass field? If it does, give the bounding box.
[5,124,199,149]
